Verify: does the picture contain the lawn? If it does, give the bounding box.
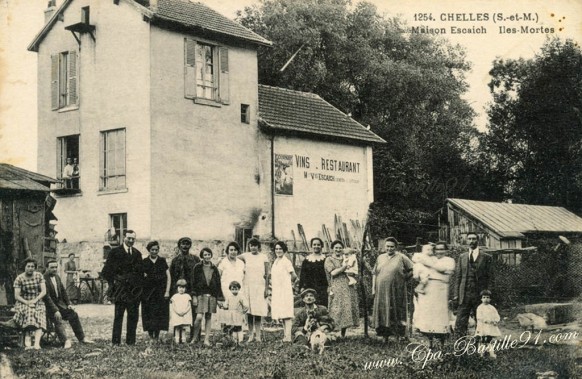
[3,304,581,379]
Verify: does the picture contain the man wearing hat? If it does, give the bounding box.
[292,289,335,344]
[169,237,200,296]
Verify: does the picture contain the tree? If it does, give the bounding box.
[237,0,478,242]
[482,39,582,212]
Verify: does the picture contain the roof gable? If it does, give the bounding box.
[448,198,582,238]
[258,85,386,145]
[29,0,270,52]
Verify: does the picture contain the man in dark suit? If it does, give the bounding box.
[44,260,93,348]
[453,232,495,337]
[102,230,144,345]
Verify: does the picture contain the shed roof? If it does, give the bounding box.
[28,0,271,52]
[448,198,582,238]
[258,85,386,145]
[0,164,57,192]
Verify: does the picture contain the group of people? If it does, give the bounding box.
[372,233,499,357]
[5,229,499,356]
[3,258,94,349]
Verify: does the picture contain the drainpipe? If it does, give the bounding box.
[271,135,275,239]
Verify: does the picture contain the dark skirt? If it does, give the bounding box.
[141,288,169,332]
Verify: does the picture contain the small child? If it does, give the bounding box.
[222,281,248,345]
[475,290,501,358]
[343,248,359,286]
[412,244,436,294]
[169,279,193,344]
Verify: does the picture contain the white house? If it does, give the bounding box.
[29,0,384,270]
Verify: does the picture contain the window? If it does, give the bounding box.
[100,129,126,191]
[235,227,253,252]
[109,213,127,246]
[57,135,80,191]
[184,38,229,104]
[51,51,78,110]
[241,104,250,123]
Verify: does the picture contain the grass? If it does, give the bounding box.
[2,304,581,378]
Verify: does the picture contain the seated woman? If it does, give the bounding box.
[13,258,47,350]
[292,289,335,344]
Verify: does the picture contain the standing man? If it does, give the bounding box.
[44,260,93,348]
[62,158,74,188]
[102,230,144,345]
[169,237,200,295]
[453,232,494,337]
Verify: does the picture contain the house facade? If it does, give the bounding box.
[29,0,384,271]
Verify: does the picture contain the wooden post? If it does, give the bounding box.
[359,222,369,338]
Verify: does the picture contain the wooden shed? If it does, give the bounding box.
[0,164,58,305]
[442,198,582,248]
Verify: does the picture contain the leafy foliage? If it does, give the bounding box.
[237,0,479,243]
[482,39,582,212]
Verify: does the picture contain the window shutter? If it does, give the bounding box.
[68,51,78,105]
[51,54,59,110]
[184,38,196,99]
[219,47,229,104]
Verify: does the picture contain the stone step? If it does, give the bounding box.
[524,303,579,325]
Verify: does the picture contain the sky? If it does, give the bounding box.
[0,0,581,171]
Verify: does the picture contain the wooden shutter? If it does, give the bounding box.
[184,38,196,99]
[51,54,59,110]
[219,47,229,104]
[68,51,78,105]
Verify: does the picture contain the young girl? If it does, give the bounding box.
[239,238,270,343]
[169,279,193,344]
[342,248,359,286]
[270,241,297,342]
[222,281,248,345]
[192,248,224,347]
[475,290,501,358]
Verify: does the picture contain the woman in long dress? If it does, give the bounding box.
[324,240,359,337]
[298,237,328,307]
[372,237,413,342]
[239,238,270,343]
[12,258,47,350]
[217,242,245,327]
[270,241,297,342]
[141,241,171,341]
[413,241,455,348]
[64,253,79,303]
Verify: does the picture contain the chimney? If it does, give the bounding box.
[44,0,57,23]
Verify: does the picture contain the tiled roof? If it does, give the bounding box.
[0,164,57,192]
[29,0,270,52]
[258,85,386,145]
[448,198,582,238]
[151,0,271,46]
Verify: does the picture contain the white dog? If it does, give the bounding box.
[309,328,327,355]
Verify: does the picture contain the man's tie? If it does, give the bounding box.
[470,251,475,264]
[128,247,132,255]
[52,276,59,298]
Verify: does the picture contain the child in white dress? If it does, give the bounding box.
[342,248,359,286]
[169,279,193,344]
[222,281,248,345]
[412,244,436,294]
[475,289,501,358]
